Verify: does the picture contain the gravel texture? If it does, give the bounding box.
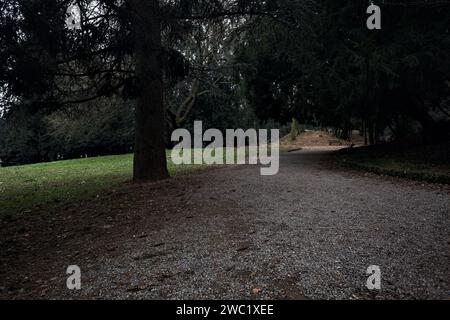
[1,148,449,299]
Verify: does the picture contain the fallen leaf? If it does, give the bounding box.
[252,288,261,294]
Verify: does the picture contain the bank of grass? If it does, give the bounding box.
[0,147,265,218]
[0,151,207,218]
[337,142,450,184]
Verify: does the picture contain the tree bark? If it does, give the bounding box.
[130,0,169,181]
[363,121,368,145]
[368,121,375,145]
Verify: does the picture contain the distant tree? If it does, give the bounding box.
[45,98,134,158]
[236,0,450,143]
[290,118,300,141]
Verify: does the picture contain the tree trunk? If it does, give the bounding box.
[130,0,169,182]
[368,122,375,145]
[363,121,368,145]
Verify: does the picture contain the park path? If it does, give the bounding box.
[1,148,449,299]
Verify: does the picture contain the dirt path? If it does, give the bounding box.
[1,149,449,299]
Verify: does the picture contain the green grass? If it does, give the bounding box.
[0,152,205,217]
[337,143,450,184]
[0,146,273,218]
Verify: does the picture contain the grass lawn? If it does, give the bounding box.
[0,147,262,218]
[337,142,450,184]
[0,152,205,218]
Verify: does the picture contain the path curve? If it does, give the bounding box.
[1,149,449,299]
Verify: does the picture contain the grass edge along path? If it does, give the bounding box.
[0,146,268,218]
[0,152,206,218]
[336,143,450,185]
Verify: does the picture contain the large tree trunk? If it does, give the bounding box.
[130,0,169,182]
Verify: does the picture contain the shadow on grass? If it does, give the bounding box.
[335,142,450,184]
[0,152,207,218]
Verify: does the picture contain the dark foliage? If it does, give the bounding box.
[0,0,449,169]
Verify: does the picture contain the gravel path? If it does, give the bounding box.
[1,149,449,299]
